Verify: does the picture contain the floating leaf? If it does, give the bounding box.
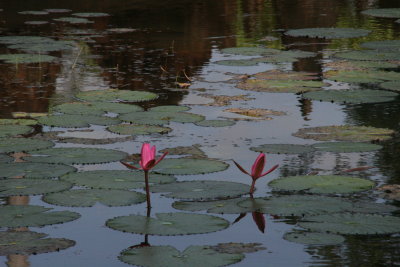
[380,81,400,92]
[159,145,206,158]
[24,147,128,164]
[106,212,229,236]
[299,213,400,235]
[8,41,74,53]
[210,242,265,254]
[302,89,398,104]
[253,70,318,80]
[361,40,400,51]
[0,125,32,138]
[53,17,94,24]
[0,231,75,255]
[293,125,393,142]
[0,54,57,63]
[0,36,53,45]
[38,114,121,128]
[361,8,400,18]
[215,59,258,66]
[43,189,146,207]
[268,175,375,194]
[60,170,176,189]
[107,124,172,135]
[72,12,110,17]
[284,28,370,39]
[324,60,399,70]
[250,144,315,154]
[0,154,12,163]
[172,198,252,214]
[18,11,48,15]
[0,179,72,197]
[51,102,104,116]
[312,142,382,153]
[25,21,49,26]
[334,50,400,61]
[76,89,158,102]
[283,232,345,245]
[119,245,244,267]
[324,70,400,83]
[237,79,325,93]
[44,9,72,13]
[151,181,249,200]
[0,138,54,153]
[149,105,190,112]
[0,205,80,227]
[0,119,37,126]
[154,158,229,175]
[0,162,76,179]
[119,110,204,125]
[195,120,235,127]
[220,47,280,56]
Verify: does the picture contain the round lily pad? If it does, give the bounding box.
[268,175,375,194]
[0,162,76,178]
[8,41,74,53]
[150,181,250,200]
[0,54,57,63]
[324,70,400,83]
[24,147,128,164]
[76,89,158,102]
[285,28,371,39]
[215,59,258,66]
[0,154,12,163]
[43,189,146,207]
[312,142,382,153]
[53,17,94,24]
[293,125,394,142]
[24,21,49,25]
[44,9,72,13]
[334,50,400,61]
[60,170,176,189]
[172,198,252,214]
[107,124,172,135]
[0,231,75,255]
[380,81,400,92]
[38,114,121,128]
[324,60,399,70]
[254,70,318,80]
[361,40,400,51]
[106,212,229,236]
[299,213,400,235]
[149,105,190,112]
[220,47,280,56]
[361,8,400,18]
[0,205,80,227]
[302,89,398,104]
[154,158,229,175]
[283,232,345,245]
[119,245,244,267]
[195,120,235,127]
[0,138,54,153]
[52,102,143,115]
[250,144,315,154]
[237,79,325,93]
[120,111,204,125]
[0,125,32,138]
[18,11,48,15]
[0,36,53,45]
[0,179,72,197]
[0,119,37,125]
[72,12,110,17]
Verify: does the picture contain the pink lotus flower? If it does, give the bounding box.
[121,143,168,172]
[233,153,278,194]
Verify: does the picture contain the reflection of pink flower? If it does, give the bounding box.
[121,143,168,172]
[233,153,278,194]
[252,211,266,233]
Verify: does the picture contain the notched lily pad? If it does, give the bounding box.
[334,50,400,61]
[0,54,57,63]
[159,145,206,158]
[215,59,259,66]
[0,179,72,197]
[210,242,265,254]
[312,142,382,153]
[324,69,400,83]
[0,138,54,153]
[285,28,371,39]
[38,114,121,128]
[250,144,315,154]
[0,125,32,138]
[195,120,235,127]
[361,8,400,18]
[149,105,190,112]
[154,158,229,175]
[224,108,286,120]
[283,231,345,245]
[172,198,252,214]
[0,162,76,179]
[220,47,280,56]
[237,79,325,93]
[253,70,318,80]
[76,89,158,102]
[107,124,172,135]
[302,89,398,104]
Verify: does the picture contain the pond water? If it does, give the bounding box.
[0,0,400,266]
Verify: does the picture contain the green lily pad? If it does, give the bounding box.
[154,158,229,175]
[8,41,74,53]
[60,170,176,189]
[76,89,158,102]
[285,28,371,39]
[220,47,280,56]
[24,21,49,25]
[149,106,190,112]
[160,145,206,158]
[0,205,80,227]
[120,110,204,125]
[172,198,252,214]
[43,189,146,207]
[324,70,400,83]
[293,125,394,141]
[253,55,299,63]
[361,8,400,18]
[0,154,12,163]
[52,102,143,115]
[0,54,57,63]
[151,181,249,200]
[0,138,54,153]
[283,232,345,245]
[0,36,53,45]
[312,142,382,153]
[107,124,172,135]
[250,144,315,154]
[119,245,244,267]
[44,9,72,13]
[0,231,75,255]
[253,70,318,80]
[24,147,128,164]
[380,81,400,92]
[72,12,110,17]
[268,175,375,194]
[18,11,49,15]
[215,59,259,66]
[0,119,37,126]
[324,60,400,70]
[210,242,265,254]
[0,162,76,178]
[38,114,121,128]
[334,50,400,61]
[237,79,325,93]
[0,125,32,137]
[361,40,400,51]
[0,179,72,197]
[194,120,235,127]
[106,212,229,236]
[299,213,400,235]
[53,17,94,24]
[302,89,398,104]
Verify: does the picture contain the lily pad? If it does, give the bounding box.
[293,125,394,142]
[151,181,249,200]
[299,213,400,235]
[285,28,371,39]
[0,36,53,45]
[195,120,235,127]
[0,231,75,255]
[149,105,191,112]
[268,175,375,194]
[215,59,259,66]
[172,198,252,214]
[38,114,121,128]
[8,41,74,53]
[52,102,143,115]
[159,145,206,158]
[334,50,400,61]
[253,70,318,80]
[18,11,49,15]
[0,119,37,126]
[237,79,325,93]
[283,232,345,245]
[0,154,12,163]
[324,70,400,83]
[120,110,204,125]
[119,245,244,267]
[0,179,72,197]
[24,147,128,164]
[72,12,110,17]
[76,89,158,102]
[324,60,399,70]
[210,243,265,254]
[361,8,400,18]
[380,81,400,92]
[43,189,146,207]
[106,212,229,236]
[53,17,94,24]
[25,21,50,26]
[0,125,32,137]
[302,89,398,104]
[220,47,280,56]
[0,54,57,63]
[361,40,400,51]
[311,142,382,153]
[0,205,80,227]
[250,144,315,154]
[44,9,72,13]
[107,124,172,135]
[0,162,76,178]
[60,170,176,189]
[154,158,229,175]
[0,138,54,153]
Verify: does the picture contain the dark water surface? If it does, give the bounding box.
[0,0,400,266]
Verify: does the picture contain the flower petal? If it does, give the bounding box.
[251,153,266,179]
[121,161,141,170]
[153,151,168,167]
[259,164,279,178]
[233,160,250,176]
